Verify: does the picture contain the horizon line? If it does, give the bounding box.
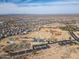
[0,14,79,16]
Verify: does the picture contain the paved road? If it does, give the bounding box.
[69,31,79,42]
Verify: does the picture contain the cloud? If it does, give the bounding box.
[25,0,32,3]
[62,0,79,1]
[1,0,79,4]
[18,1,79,7]
[0,3,79,14]
[0,0,79,14]
[0,3,17,8]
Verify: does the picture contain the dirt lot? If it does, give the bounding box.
[22,44,79,59]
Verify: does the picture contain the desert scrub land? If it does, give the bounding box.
[0,15,79,59]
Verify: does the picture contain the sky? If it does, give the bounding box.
[0,0,79,14]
